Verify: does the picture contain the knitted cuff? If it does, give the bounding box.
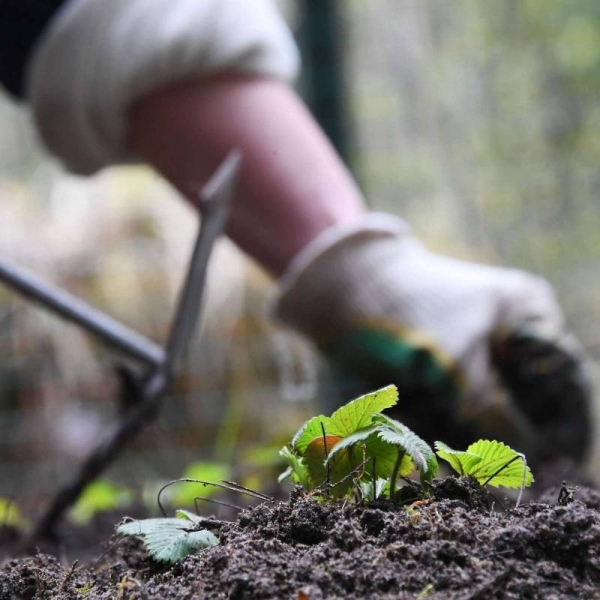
[26,0,300,174]
[273,213,414,341]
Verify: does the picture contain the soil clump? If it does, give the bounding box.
[2,476,600,599]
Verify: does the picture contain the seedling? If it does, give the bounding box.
[279,385,534,503]
[117,510,219,564]
[435,439,533,505]
[117,477,271,564]
[279,385,438,500]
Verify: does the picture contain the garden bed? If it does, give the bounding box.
[2,475,600,599]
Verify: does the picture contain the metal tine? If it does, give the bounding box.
[163,149,242,378]
[0,257,166,368]
[25,152,241,542]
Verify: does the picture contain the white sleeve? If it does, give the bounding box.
[25,0,300,175]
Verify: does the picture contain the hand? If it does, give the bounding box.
[275,214,593,465]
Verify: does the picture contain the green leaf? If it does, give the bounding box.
[117,517,219,563]
[145,527,218,563]
[435,440,533,489]
[304,434,361,496]
[325,425,379,464]
[374,416,438,478]
[175,509,204,524]
[434,441,481,476]
[466,440,533,488]
[117,517,188,537]
[363,434,414,480]
[360,477,390,501]
[278,446,310,489]
[292,415,331,454]
[328,385,399,437]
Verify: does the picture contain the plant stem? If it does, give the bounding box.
[371,457,377,502]
[390,449,405,502]
[321,422,331,489]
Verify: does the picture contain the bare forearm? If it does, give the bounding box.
[128,76,365,276]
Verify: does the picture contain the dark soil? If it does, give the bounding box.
[2,476,600,599]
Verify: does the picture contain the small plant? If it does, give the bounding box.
[279,385,534,502]
[435,440,533,488]
[116,478,270,564]
[117,509,219,564]
[279,385,438,500]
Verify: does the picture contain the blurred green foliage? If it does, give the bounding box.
[70,480,132,525]
[173,461,232,507]
[0,497,30,530]
[345,0,600,345]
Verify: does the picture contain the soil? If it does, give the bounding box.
[2,476,600,599]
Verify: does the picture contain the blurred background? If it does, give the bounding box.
[0,0,599,518]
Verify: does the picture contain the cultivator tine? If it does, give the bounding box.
[22,150,241,544]
[163,149,241,377]
[0,258,166,368]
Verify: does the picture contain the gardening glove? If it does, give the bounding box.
[274,213,594,465]
[24,0,299,174]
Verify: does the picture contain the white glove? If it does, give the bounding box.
[26,0,299,174]
[274,213,593,462]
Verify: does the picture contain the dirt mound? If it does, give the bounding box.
[2,477,600,599]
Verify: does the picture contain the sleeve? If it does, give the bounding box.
[24,0,301,175]
[0,0,68,99]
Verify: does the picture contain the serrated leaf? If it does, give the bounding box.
[175,509,203,524]
[305,435,364,496]
[277,466,294,485]
[465,440,533,488]
[117,518,187,537]
[292,415,331,454]
[363,435,414,480]
[325,425,379,464]
[145,527,218,563]
[375,424,437,477]
[435,440,533,489]
[372,413,407,432]
[118,518,218,563]
[279,446,310,489]
[435,441,482,476]
[328,385,398,437]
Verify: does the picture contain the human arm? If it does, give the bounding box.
[4,0,593,463]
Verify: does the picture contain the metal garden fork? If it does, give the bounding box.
[0,151,241,542]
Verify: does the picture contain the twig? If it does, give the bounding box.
[194,496,244,513]
[59,560,78,592]
[220,480,273,501]
[315,455,370,495]
[157,478,271,517]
